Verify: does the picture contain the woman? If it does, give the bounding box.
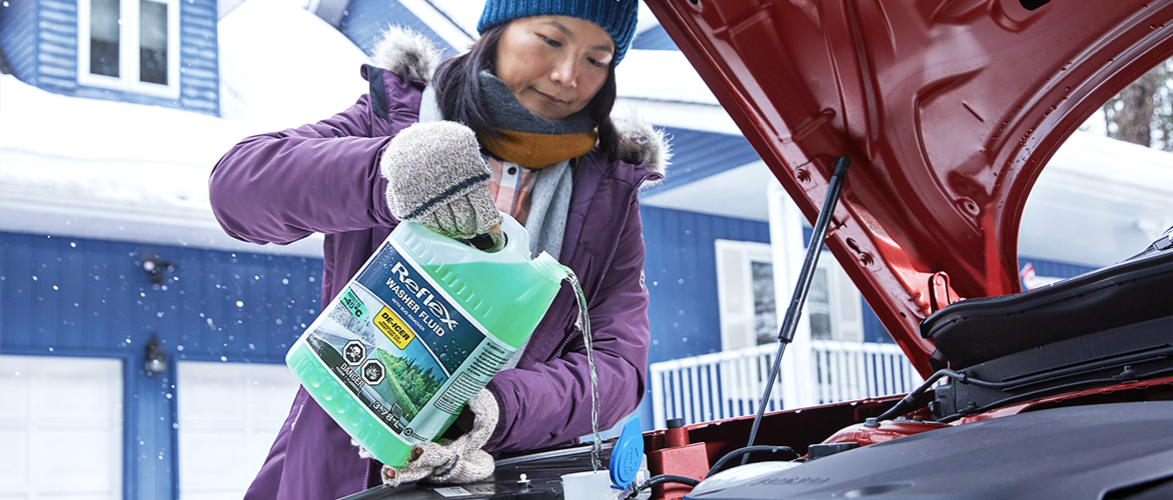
[209,1,667,498]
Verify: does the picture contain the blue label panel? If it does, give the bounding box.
[355,242,485,375]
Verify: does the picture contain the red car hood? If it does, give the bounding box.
[645,0,1173,375]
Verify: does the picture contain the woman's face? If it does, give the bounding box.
[494,16,614,121]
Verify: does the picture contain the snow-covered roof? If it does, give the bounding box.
[617,50,718,105]
[614,49,736,134]
[1019,131,1173,265]
[0,0,369,257]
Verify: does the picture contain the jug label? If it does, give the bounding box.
[299,238,516,443]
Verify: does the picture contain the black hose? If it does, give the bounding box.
[627,474,701,498]
[874,369,954,422]
[875,368,1013,421]
[707,445,798,478]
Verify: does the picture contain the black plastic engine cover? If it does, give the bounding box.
[921,250,1173,370]
[931,315,1173,418]
[685,402,1173,500]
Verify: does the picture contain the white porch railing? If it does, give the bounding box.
[649,340,923,429]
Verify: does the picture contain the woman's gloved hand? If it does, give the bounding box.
[375,389,499,487]
[381,121,503,245]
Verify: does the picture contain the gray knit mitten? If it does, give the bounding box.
[379,389,499,486]
[381,121,503,241]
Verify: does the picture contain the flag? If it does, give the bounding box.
[1019,262,1037,290]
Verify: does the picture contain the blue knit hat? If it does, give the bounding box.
[477,0,639,64]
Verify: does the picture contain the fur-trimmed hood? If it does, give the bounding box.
[369,26,670,178]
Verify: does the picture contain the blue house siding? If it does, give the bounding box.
[0,0,39,81]
[641,206,772,364]
[1,231,321,500]
[640,127,761,198]
[0,0,219,114]
[342,0,457,58]
[863,303,893,343]
[36,0,78,92]
[178,0,219,115]
[1,233,322,363]
[640,206,903,354]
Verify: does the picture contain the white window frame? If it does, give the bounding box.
[715,239,863,350]
[715,239,776,351]
[77,0,181,99]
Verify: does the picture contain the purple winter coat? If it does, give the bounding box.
[208,42,663,499]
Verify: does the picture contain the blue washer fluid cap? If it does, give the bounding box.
[609,416,644,489]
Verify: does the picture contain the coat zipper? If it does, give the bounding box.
[548,172,657,360]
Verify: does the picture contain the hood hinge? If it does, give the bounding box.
[929,272,962,312]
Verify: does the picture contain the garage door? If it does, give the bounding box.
[177,361,300,500]
[0,355,123,500]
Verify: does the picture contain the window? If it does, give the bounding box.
[807,267,832,339]
[715,240,776,351]
[78,0,180,98]
[716,240,863,351]
[749,260,777,345]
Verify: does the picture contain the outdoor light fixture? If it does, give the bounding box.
[141,253,176,285]
[144,333,167,374]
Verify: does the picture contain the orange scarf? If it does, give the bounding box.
[477,70,598,169]
[478,129,597,169]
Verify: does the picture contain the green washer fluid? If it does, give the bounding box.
[286,213,570,466]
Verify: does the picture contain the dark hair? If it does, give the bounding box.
[431,24,632,163]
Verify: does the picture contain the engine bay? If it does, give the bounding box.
[687,402,1173,500]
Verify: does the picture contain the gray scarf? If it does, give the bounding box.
[419,85,575,262]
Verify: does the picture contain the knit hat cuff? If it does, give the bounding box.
[477,0,639,64]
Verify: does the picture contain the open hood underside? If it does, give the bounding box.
[645,0,1173,375]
